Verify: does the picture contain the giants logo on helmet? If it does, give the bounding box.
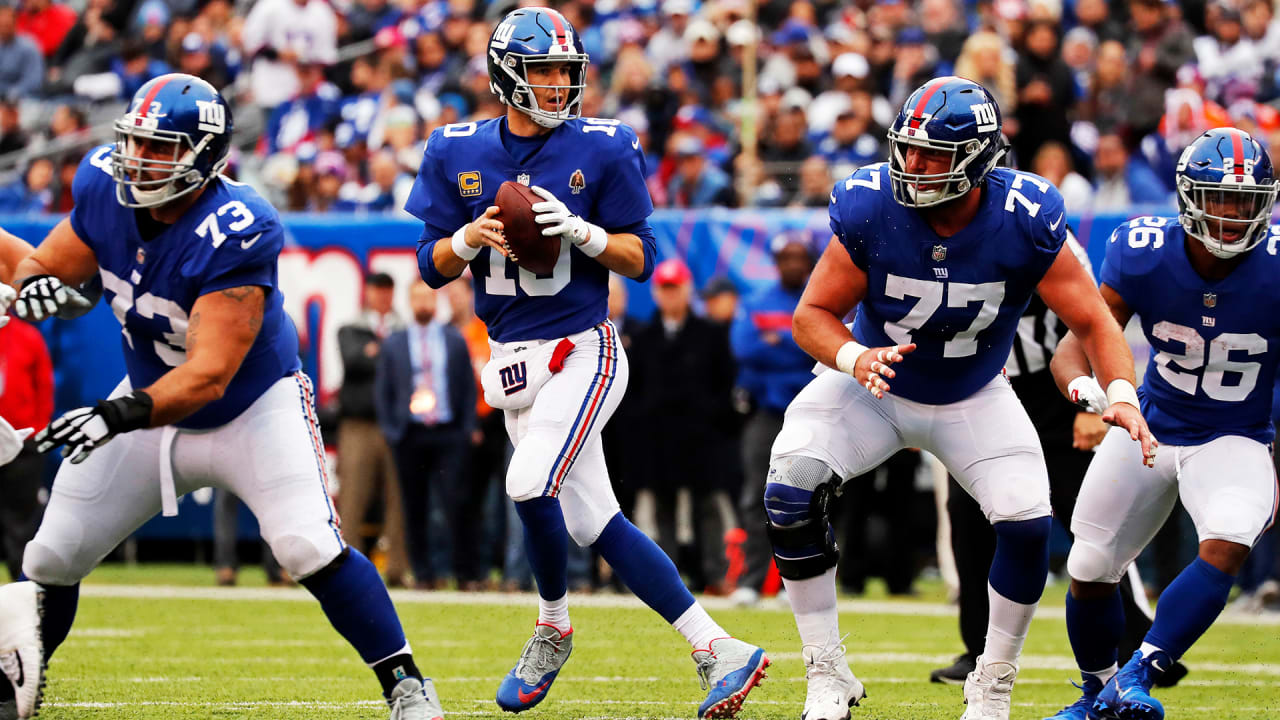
[491,21,516,49]
[196,101,226,134]
[973,103,999,133]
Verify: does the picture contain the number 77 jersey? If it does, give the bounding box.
[830,163,1068,404]
[1101,216,1280,445]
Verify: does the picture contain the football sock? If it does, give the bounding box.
[538,592,570,632]
[300,547,411,667]
[593,512,696,623]
[672,602,728,650]
[783,567,841,648]
[1143,557,1234,660]
[984,518,1051,665]
[516,497,569,602]
[27,578,78,660]
[1066,587,1123,682]
[372,653,423,698]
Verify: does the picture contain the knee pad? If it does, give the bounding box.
[270,532,343,580]
[563,506,613,547]
[1066,537,1124,584]
[763,456,841,580]
[21,541,88,587]
[507,441,554,503]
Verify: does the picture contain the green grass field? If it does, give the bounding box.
[15,565,1280,719]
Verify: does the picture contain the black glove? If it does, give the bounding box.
[14,274,94,322]
[35,391,154,464]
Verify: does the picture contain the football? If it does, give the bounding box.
[495,180,561,275]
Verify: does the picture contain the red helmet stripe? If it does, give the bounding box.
[1230,128,1246,176]
[542,8,569,48]
[908,78,947,130]
[137,75,176,118]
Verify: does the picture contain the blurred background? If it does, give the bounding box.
[0,0,1278,626]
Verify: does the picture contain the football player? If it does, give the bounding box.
[0,74,443,720]
[763,77,1155,720]
[1045,128,1280,720]
[405,8,768,718]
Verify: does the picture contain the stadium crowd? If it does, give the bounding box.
[4,0,1280,212]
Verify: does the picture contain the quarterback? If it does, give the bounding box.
[0,74,443,720]
[762,77,1155,720]
[1046,128,1280,720]
[406,8,767,718]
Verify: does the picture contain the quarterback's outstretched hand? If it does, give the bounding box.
[14,274,93,322]
[0,416,33,466]
[530,186,608,257]
[837,343,917,400]
[35,391,153,464]
[1102,401,1157,468]
[0,283,14,329]
[1067,375,1108,414]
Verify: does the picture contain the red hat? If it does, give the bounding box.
[653,258,692,286]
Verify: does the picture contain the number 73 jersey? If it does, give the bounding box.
[830,163,1068,404]
[1102,216,1280,446]
[68,144,301,430]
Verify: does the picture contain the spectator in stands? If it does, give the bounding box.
[760,104,813,195]
[629,259,737,594]
[337,272,408,587]
[809,53,869,136]
[0,100,27,156]
[0,4,44,99]
[921,0,967,64]
[647,0,692,71]
[1081,39,1131,132]
[357,149,413,215]
[702,277,739,327]
[683,17,726,105]
[177,32,229,90]
[111,38,171,99]
[888,27,940,109]
[0,157,53,213]
[1014,19,1076,167]
[1126,0,1196,137]
[818,92,886,180]
[0,317,51,581]
[16,0,73,58]
[1074,0,1125,43]
[242,0,338,110]
[1061,27,1098,100]
[730,234,816,605]
[1195,3,1264,102]
[1243,0,1280,65]
[1032,141,1094,213]
[1091,131,1170,209]
[376,280,474,590]
[309,151,351,212]
[266,60,341,155]
[46,0,120,93]
[666,135,733,208]
[790,155,834,208]
[953,31,1017,119]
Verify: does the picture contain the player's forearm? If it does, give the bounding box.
[1077,318,1137,390]
[430,238,468,282]
[793,302,855,368]
[0,227,34,285]
[140,365,231,427]
[592,232,645,278]
[1050,331,1093,398]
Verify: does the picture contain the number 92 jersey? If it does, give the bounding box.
[831,163,1067,404]
[1101,216,1280,445]
[70,144,301,430]
[405,117,655,343]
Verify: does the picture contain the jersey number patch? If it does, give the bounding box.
[884,274,1006,358]
[1151,321,1265,402]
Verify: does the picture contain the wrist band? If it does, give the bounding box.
[835,341,869,377]
[577,222,609,257]
[1106,379,1140,409]
[452,225,480,262]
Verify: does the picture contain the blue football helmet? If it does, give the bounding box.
[487,7,589,129]
[887,77,1007,207]
[1176,127,1278,258]
[112,73,233,208]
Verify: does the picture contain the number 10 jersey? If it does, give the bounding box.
[829,163,1067,404]
[69,144,300,430]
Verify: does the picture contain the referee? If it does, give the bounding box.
[930,228,1188,686]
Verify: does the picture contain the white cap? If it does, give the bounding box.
[726,19,760,46]
[663,0,694,14]
[684,18,720,43]
[832,52,868,79]
[781,87,812,112]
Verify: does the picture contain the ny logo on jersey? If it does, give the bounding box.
[499,361,528,395]
[491,21,516,49]
[569,169,586,194]
[1203,292,1217,308]
[196,101,226,134]
[972,102,999,133]
[1202,315,1216,327]
[933,267,948,279]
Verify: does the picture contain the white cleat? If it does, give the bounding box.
[0,582,44,719]
[388,677,444,720]
[801,643,866,720]
[960,656,1017,720]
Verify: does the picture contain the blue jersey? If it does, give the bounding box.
[831,163,1067,404]
[70,144,301,430]
[405,117,656,343]
[1100,217,1280,446]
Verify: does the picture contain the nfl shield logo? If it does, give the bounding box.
[1203,292,1217,308]
[932,245,947,262]
[517,173,531,186]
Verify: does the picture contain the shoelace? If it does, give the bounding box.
[695,650,718,691]
[516,632,564,683]
[804,634,851,682]
[973,667,1013,715]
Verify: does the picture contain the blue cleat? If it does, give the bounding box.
[1093,651,1168,720]
[495,623,573,713]
[693,637,770,719]
[1043,675,1104,720]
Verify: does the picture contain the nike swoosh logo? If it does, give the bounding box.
[1150,659,1166,673]
[632,137,640,150]
[1049,212,1064,231]
[517,679,551,703]
[240,233,263,250]
[1118,687,1134,700]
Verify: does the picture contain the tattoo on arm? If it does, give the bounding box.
[220,286,258,302]
[187,311,202,354]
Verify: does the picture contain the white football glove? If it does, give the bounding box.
[529,185,609,257]
[0,416,33,466]
[14,275,93,322]
[1068,375,1109,415]
[36,391,154,464]
[0,283,14,330]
